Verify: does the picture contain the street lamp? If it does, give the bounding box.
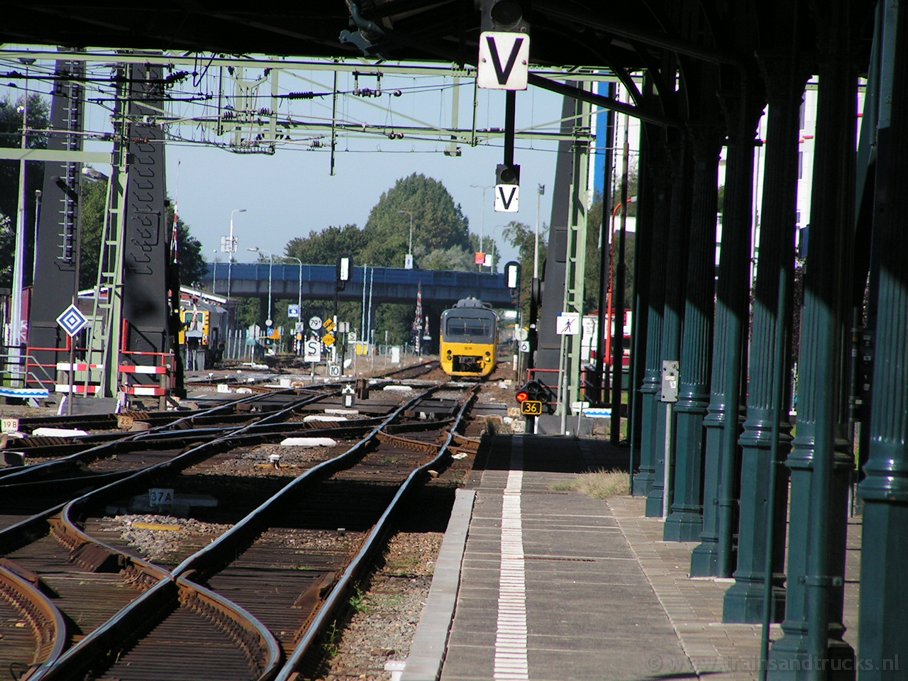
[470,184,492,270]
[9,65,31,360]
[398,210,414,269]
[248,247,273,327]
[225,208,246,299]
[212,249,219,294]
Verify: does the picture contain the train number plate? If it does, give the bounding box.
[520,400,543,416]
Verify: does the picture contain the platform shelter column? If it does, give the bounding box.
[691,80,764,575]
[723,51,806,623]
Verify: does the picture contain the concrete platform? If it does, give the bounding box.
[403,434,862,681]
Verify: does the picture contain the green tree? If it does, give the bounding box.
[0,93,50,288]
[421,245,474,271]
[360,173,471,267]
[174,221,206,288]
[78,175,205,289]
[585,192,635,312]
[78,178,107,288]
[285,223,367,264]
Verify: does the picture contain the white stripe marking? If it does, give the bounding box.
[494,436,529,680]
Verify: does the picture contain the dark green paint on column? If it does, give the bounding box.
[646,133,690,518]
[857,2,908,674]
[691,82,762,575]
[723,53,806,623]
[664,115,722,542]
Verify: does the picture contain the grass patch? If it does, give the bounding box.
[551,468,630,499]
[348,587,370,614]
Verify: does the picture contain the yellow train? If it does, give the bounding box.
[439,298,499,378]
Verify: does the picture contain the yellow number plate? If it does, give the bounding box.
[520,400,543,416]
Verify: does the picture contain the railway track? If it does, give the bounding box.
[0,379,479,680]
[0,387,356,530]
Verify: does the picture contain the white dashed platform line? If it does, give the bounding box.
[494,436,529,681]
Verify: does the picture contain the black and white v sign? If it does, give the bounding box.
[495,184,520,213]
[478,31,530,90]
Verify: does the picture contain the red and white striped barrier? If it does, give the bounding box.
[55,383,100,395]
[56,362,104,372]
[122,385,168,397]
[118,364,169,375]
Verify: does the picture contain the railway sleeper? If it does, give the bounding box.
[376,431,440,454]
[451,433,480,452]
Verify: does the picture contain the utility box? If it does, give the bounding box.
[661,360,679,402]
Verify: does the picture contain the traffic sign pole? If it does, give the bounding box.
[57,304,90,416]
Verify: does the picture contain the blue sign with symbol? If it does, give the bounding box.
[56,304,88,337]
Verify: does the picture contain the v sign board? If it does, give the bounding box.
[495,184,520,212]
[478,32,530,90]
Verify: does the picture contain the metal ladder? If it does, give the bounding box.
[86,69,129,398]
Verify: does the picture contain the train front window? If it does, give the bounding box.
[445,316,492,341]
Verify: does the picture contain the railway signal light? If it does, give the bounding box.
[504,261,520,289]
[496,162,520,186]
[495,163,521,212]
[515,380,543,402]
[516,379,546,416]
[336,256,351,291]
[480,0,529,33]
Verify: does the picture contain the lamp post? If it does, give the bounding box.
[398,210,414,269]
[212,250,218,294]
[32,189,42,285]
[470,184,491,270]
[9,63,31,365]
[225,208,246,299]
[248,247,273,327]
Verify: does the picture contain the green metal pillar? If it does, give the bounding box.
[628,128,652,494]
[769,1,860,675]
[723,54,805,623]
[646,132,690,518]
[691,80,763,574]
[634,123,670,498]
[858,4,908,678]
[664,113,723,541]
[555,91,591,417]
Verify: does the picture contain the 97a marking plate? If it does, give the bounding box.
[520,400,543,416]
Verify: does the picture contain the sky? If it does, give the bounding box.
[161,73,565,269]
[1,49,585,270]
